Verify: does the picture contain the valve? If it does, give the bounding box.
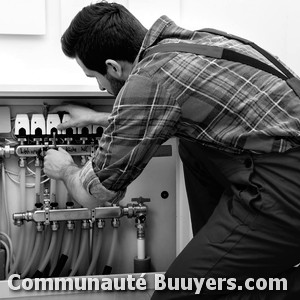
[131,197,150,205]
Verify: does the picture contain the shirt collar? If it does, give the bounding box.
[133,15,175,66]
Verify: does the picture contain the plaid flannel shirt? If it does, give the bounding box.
[80,16,300,204]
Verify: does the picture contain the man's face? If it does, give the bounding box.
[105,72,126,96]
[76,57,125,96]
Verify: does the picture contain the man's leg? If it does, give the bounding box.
[152,142,300,299]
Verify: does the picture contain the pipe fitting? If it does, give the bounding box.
[81,220,90,230]
[18,157,26,168]
[36,222,44,232]
[97,219,105,229]
[51,221,59,231]
[66,220,75,230]
[0,145,14,158]
[111,218,120,228]
[13,211,34,225]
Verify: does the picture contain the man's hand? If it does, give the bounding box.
[43,147,106,209]
[43,147,77,180]
[50,104,109,130]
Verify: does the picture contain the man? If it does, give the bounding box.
[44,1,300,299]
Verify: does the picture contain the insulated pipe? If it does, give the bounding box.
[69,222,89,277]
[20,231,43,278]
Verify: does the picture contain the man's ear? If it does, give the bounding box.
[105,59,122,78]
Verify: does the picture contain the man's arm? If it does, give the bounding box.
[60,163,104,208]
[50,104,110,130]
[44,148,113,208]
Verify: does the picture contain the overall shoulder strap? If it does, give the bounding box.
[142,29,300,98]
[198,28,295,79]
[198,28,300,97]
[144,42,286,80]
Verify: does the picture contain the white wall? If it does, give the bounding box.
[0,0,300,92]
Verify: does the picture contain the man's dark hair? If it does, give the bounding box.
[61,1,147,75]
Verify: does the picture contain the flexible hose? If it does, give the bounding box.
[0,240,10,278]
[9,165,26,275]
[69,228,88,277]
[0,232,14,268]
[20,231,43,278]
[33,226,51,273]
[36,231,58,274]
[23,171,37,269]
[50,229,73,277]
[61,229,73,257]
[102,227,118,275]
[70,222,81,272]
[107,227,118,267]
[86,227,103,275]
[22,162,41,265]
[1,162,10,236]
[8,226,24,275]
[49,224,64,274]
[24,224,37,265]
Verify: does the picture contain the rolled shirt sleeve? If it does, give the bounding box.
[80,74,181,203]
[79,159,126,205]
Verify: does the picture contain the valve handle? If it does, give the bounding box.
[131,197,150,205]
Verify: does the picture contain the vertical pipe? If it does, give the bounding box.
[134,214,151,273]
[35,160,41,204]
[50,179,56,203]
[1,161,10,236]
[137,238,146,259]
[9,159,26,274]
